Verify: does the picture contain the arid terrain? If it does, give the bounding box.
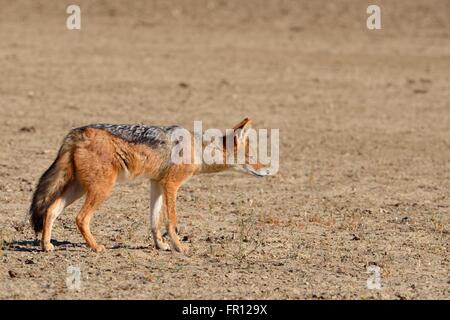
[0,0,449,299]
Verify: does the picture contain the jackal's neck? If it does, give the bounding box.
[198,163,230,174]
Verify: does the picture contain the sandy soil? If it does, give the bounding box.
[0,0,449,299]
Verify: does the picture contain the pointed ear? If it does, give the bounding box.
[233,118,253,142]
[233,118,253,131]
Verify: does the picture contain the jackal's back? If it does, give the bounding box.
[81,124,181,149]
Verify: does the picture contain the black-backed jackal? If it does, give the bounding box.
[29,118,271,253]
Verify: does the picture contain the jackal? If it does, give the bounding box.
[29,118,272,253]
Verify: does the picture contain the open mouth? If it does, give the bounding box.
[250,171,265,177]
[246,168,269,177]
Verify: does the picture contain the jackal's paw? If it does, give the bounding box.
[42,242,54,252]
[173,243,189,254]
[155,240,171,251]
[92,244,106,253]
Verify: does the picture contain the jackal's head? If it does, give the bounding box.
[224,118,275,177]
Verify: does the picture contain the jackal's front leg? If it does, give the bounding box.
[162,184,188,253]
[150,181,170,251]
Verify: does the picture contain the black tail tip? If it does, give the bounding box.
[29,209,44,234]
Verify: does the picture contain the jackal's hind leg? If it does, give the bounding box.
[75,179,115,253]
[41,181,84,252]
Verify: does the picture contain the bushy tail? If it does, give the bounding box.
[29,133,78,234]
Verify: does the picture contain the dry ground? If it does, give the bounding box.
[0,0,449,299]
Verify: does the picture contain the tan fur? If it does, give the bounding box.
[32,118,267,253]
